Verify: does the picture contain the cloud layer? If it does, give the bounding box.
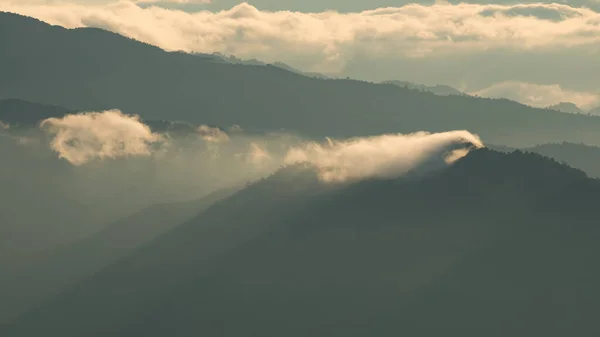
[2,1,599,91]
[37,110,482,183]
[197,125,230,142]
[470,81,600,110]
[37,110,293,174]
[135,0,211,4]
[285,131,484,182]
[40,110,165,165]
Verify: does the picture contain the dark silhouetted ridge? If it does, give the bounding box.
[0,99,70,126]
[523,142,600,178]
[4,150,600,337]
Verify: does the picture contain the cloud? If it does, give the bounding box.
[135,0,210,4]
[284,130,483,182]
[246,142,271,165]
[36,109,292,171]
[40,110,165,165]
[0,0,210,4]
[197,124,230,142]
[0,122,36,146]
[470,81,600,110]
[32,111,483,185]
[2,1,600,90]
[227,124,244,133]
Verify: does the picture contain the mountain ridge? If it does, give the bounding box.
[3,12,600,147]
[4,149,600,336]
[0,99,70,126]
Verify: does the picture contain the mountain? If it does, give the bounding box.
[0,186,237,324]
[382,80,463,96]
[489,142,600,179]
[209,52,330,79]
[547,102,584,114]
[0,99,69,126]
[523,142,600,178]
[3,12,600,147]
[270,61,331,79]
[5,149,600,337]
[485,143,516,152]
[588,106,600,115]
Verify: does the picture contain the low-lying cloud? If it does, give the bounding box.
[197,125,230,143]
[135,0,210,4]
[37,109,297,170]
[40,110,165,165]
[246,142,272,166]
[284,130,484,182]
[2,1,600,90]
[36,110,483,184]
[470,81,600,110]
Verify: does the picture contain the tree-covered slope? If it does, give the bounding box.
[4,150,600,337]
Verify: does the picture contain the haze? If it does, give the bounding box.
[1,1,599,336]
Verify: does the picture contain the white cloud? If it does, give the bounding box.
[40,110,165,165]
[470,81,600,109]
[34,110,483,183]
[284,130,484,182]
[2,1,599,81]
[0,0,209,4]
[135,0,210,4]
[246,142,271,165]
[197,124,230,142]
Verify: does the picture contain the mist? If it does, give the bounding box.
[40,110,166,166]
[285,130,484,182]
[1,108,483,257]
[0,114,295,256]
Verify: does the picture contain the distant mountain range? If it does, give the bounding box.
[486,142,600,178]
[547,102,584,114]
[546,102,600,115]
[4,149,600,337]
[523,142,600,178]
[3,12,600,147]
[381,80,463,96]
[193,52,332,79]
[588,106,600,115]
[0,99,70,126]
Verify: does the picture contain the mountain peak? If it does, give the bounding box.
[453,148,587,181]
[382,80,463,96]
[546,102,584,114]
[588,106,600,115]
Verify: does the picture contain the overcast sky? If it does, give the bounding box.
[2,0,600,109]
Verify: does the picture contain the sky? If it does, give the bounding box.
[1,0,600,110]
